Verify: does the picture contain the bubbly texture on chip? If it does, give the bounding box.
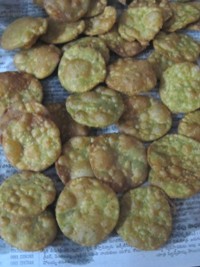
[56,177,119,246]
[116,186,172,250]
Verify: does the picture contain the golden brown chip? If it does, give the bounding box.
[89,133,148,193]
[56,137,94,184]
[1,17,47,50]
[84,6,117,36]
[14,44,61,79]
[46,102,89,144]
[106,58,157,96]
[85,0,107,18]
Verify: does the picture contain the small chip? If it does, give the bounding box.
[84,6,117,36]
[85,0,107,18]
[56,137,94,184]
[148,134,200,198]
[1,17,47,50]
[0,210,57,251]
[43,0,91,22]
[2,113,61,171]
[117,95,172,141]
[58,46,106,93]
[160,62,200,113]
[66,86,124,128]
[0,171,56,217]
[116,186,172,250]
[89,133,148,193]
[56,177,119,246]
[106,58,157,96]
[41,18,85,44]
[14,44,61,79]
[178,110,200,142]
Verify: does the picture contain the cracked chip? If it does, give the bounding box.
[0,171,56,217]
[118,6,163,44]
[46,102,89,144]
[14,44,61,79]
[100,25,148,57]
[153,32,200,63]
[0,72,43,116]
[178,110,200,142]
[2,113,61,171]
[1,17,47,50]
[43,0,91,22]
[117,95,172,142]
[84,6,117,36]
[85,0,107,18]
[66,86,124,128]
[106,58,157,96]
[58,46,106,93]
[148,134,200,198]
[160,62,200,113]
[56,137,94,184]
[89,133,148,193]
[0,210,57,251]
[164,2,200,32]
[62,36,110,63]
[116,186,172,250]
[41,18,85,44]
[56,177,119,246]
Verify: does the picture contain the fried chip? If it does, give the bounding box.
[0,72,43,116]
[1,17,47,50]
[186,19,200,31]
[116,186,172,250]
[43,0,91,22]
[106,58,157,96]
[2,113,61,171]
[33,0,44,6]
[66,86,124,128]
[14,44,61,79]
[118,6,163,44]
[0,210,57,251]
[46,102,89,144]
[55,137,94,184]
[58,46,106,93]
[89,133,148,193]
[84,6,117,36]
[117,95,172,141]
[0,171,56,216]
[41,18,85,44]
[85,0,107,18]
[160,62,200,113]
[148,134,200,198]
[178,110,200,142]
[56,177,119,246]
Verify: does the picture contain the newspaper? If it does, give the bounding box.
[0,0,200,267]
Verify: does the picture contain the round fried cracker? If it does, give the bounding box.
[85,0,107,18]
[117,96,172,141]
[89,134,148,193]
[153,32,200,63]
[1,17,47,50]
[56,177,119,246]
[66,86,124,128]
[160,62,200,113]
[106,58,157,96]
[0,210,57,251]
[46,103,89,144]
[14,44,61,79]
[148,134,200,198]
[2,113,61,171]
[56,137,94,184]
[118,6,163,43]
[58,46,106,93]
[0,72,43,116]
[116,186,172,250]
[0,171,56,217]
[43,0,91,22]
[178,110,200,142]
[41,18,85,44]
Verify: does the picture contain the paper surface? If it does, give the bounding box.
[0,1,200,267]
